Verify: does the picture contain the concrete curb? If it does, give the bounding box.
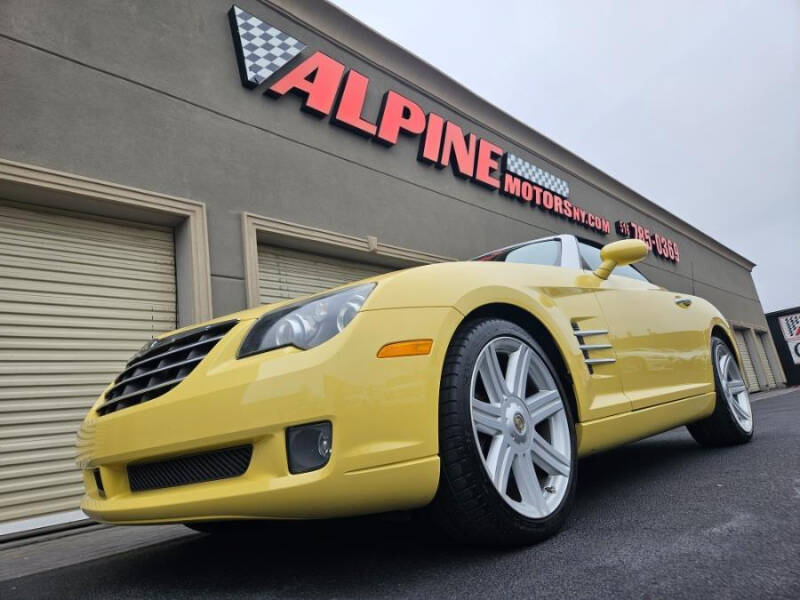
[750,386,799,403]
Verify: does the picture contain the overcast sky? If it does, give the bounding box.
[330,0,799,312]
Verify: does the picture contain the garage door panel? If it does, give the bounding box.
[0,266,175,294]
[0,230,174,264]
[755,333,776,388]
[0,398,97,413]
[258,272,377,291]
[0,373,121,389]
[0,415,98,435]
[0,409,90,428]
[0,434,76,453]
[0,472,83,495]
[0,460,77,482]
[0,314,176,331]
[0,217,172,254]
[0,361,124,375]
[0,446,77,468]
[0,229,173,265]
[2,326,171,342]
[0,304,175,326]
[0,203,177,527]
[257,245,392,306]
[733,330,759,392]
[0,240,175,273]
[0,384,107,402]
[1,423,88,441]
[0,350,135,363]
[0,255,176,284]
[0,290,175,314]
[1,277,176,303]
[0,206,174,246]
[0,483,86,510]
[1,498,82,524]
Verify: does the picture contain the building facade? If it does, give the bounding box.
[0,0,786,535]
[766,307,800,387]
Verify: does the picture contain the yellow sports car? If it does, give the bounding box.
[76,234,753,544]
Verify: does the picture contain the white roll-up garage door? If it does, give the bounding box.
[257,244,393,305]
[0,203,176,527]
[733,329,759,392]
[754,332,776,389]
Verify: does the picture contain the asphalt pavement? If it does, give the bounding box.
[2,389,798,599]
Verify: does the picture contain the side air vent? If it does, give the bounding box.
[572,322,615,373]
[99,320,238,416]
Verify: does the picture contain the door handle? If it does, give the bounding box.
[674,297,692,307]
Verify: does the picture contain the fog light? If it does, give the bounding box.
[286,421,332,474]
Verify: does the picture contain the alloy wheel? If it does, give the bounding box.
[469,336,571,519]
[715,343,753,433]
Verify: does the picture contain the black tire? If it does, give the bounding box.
[687,336,754,447]
[431,318,577,546]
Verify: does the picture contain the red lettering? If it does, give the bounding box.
[553,195,564,215]
[521,181,533,202]
[563,199,573,218]
[376,90,426,145]
[533,185,543,206]
[267,51,345,117]
[473,139,503,189]
[502,173,521,197]
[542,190,554,210]
[331,70,377,137]
[437,121,476,178]
[418,112,444,164]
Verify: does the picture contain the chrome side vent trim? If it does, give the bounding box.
[572,322,615,373]
[572,329,608,338]
[578,343,612,351]
[585,358,616,365]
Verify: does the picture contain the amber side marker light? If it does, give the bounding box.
[377,339,433,358]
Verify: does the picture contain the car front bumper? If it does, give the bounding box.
[77,306,462,524]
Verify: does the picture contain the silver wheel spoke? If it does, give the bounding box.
[486,437,513,492]
[730,395,751,421]
[532,433,570,477]
[512,453,547,515]
[715,343,753,433]
[479,346,509,404]
[728,379,747,395]
[472,398,504,435]
[719,353,731,380]
[525,389,562,424]
[505,345,531,398]
[469,335,572,519]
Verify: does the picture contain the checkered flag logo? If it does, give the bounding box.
[228,5,306,88]
[782,313,800,338]
[503,153,570,198]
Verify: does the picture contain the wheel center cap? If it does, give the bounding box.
[513,412,526,433]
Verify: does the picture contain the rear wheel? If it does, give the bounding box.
[687,336,754,447]
[432,318,577,545]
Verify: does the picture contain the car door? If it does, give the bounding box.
[576,241,712,410]
[492,238,632,421]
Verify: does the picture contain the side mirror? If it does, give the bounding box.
[593,239,648,279]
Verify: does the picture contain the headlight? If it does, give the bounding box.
[238,283,375,357]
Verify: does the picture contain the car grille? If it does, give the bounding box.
[98,320,238,416]
[128,445,253,492]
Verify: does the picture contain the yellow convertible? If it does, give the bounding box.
[76,234,753,544]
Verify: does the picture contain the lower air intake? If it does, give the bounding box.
[128,445,253,492]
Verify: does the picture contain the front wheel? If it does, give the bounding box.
[432,318,577,545]
[687,336,754,447]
